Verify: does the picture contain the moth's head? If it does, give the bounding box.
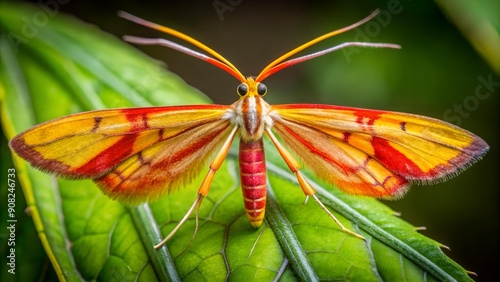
[237,77,267,98]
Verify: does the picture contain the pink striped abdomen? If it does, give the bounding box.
[239,139,266,227]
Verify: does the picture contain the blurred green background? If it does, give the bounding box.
[4,0,499,280]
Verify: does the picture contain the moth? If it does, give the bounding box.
[10,10,489,249]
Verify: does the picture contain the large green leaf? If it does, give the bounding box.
[0,3,474,281]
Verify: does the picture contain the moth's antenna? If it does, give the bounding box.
[119,11,246,82]
[256,9,401,81]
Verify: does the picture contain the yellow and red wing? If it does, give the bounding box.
[10,105,233,205]
[271,104,488,199]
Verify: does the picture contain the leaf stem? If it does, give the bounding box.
[130,204,181,281]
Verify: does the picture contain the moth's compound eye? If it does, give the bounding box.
[237,83,248,96]
[257,83,267,96]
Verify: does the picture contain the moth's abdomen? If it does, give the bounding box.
[239,139,266,227]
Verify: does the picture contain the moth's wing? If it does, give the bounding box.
[10,105,234,204]
[270,104,488,199]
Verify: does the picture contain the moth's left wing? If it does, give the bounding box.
[10,105,234,204]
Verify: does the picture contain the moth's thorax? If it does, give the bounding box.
[224,78,273,141]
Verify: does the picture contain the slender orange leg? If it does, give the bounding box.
[154,126,239,249]
[265,128,365,240]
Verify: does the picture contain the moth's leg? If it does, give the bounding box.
[265,128,365,240]
[155,126,239,249]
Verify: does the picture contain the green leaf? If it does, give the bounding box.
[0,3,473,281]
